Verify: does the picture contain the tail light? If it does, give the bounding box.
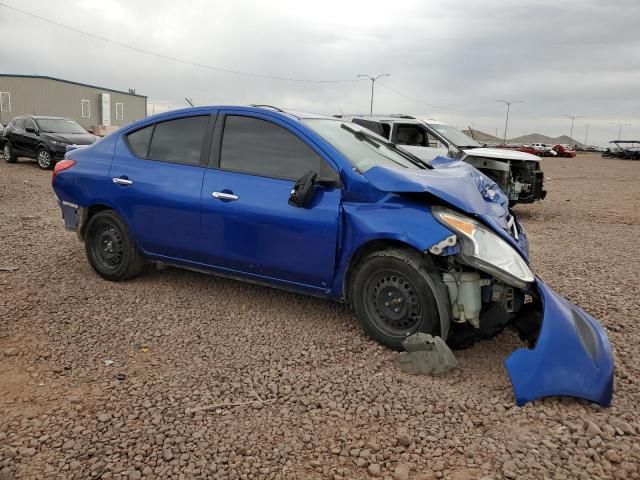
[52,159,76,185]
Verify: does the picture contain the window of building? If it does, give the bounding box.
[115,102,124,121]
[81,99,90,118]
[147,116,208,165]
[125,125,154,158]
[220,115,334,180]
[0,92,10,112]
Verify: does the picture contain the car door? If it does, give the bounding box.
[392,123,448,161]
[108,113,215,261]
[200,111,341,289]
[22,118,40,155]
[9,117,26,153]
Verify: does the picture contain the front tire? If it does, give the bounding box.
[351,249,443,350]
[3,142,17,163]
[36,147,53,170]
[85,210,145,281]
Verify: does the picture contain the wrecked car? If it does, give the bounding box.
[52,106,613,406]
[337,114,546,205]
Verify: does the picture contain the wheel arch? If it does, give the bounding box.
[78,203,116,241]
[342,238,452,339]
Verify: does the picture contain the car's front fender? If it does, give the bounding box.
[506,278,614,406]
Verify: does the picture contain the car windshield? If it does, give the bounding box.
[36,118,87,134]
[302,119,428,172]
[427,123,482,148]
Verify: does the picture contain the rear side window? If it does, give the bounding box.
[126,125,153,157]
[220,116,335,180]
[14,118,25,129]
[146,116,208,165]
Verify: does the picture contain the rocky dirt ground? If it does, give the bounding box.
[1,153,639,480]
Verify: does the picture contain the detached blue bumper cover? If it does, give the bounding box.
[505,279,614,406]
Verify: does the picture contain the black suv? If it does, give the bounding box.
[2,115,97,169]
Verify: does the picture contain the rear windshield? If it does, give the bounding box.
[302,119,428,172]
[36,118,87,134]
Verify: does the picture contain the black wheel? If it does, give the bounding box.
[36,147,53,170]
[350,249,444,350]
[3,142,17,163]
[85,210,145,281]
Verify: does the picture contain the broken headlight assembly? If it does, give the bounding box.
[432,207,534,289]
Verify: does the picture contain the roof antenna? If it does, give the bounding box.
[185,98,195,107]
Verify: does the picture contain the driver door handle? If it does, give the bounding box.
[112,177,133,186]
[212,191,239,201]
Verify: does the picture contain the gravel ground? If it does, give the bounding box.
[1,153,639,480]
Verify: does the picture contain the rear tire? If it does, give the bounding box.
[85,210,145,281]
[350,248,444,350]
[36,147,53,170]
[3,142,17,163]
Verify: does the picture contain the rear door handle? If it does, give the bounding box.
[113,177,133,186]
[212,191,239,201]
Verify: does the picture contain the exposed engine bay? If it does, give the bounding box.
[464,154,546,205]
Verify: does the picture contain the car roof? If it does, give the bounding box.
[337,114,451,126]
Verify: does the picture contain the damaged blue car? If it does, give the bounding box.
[51,105,613,406]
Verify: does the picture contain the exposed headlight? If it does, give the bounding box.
[432,207,534,288]
[51,140,69,146]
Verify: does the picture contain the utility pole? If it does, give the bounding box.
[562,115,583,147]
[357,74,390,114]
[584,124,590,146]
[612,123,631,141]
[497,100,523,143]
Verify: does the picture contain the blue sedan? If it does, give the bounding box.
[52,105,613,406]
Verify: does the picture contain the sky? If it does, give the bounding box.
[1,0,639,146]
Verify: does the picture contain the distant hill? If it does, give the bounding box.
[463,128,501,143]
[508,133,583,146]
[456,128,584,146]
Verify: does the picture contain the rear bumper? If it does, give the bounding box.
[505,278,614,406]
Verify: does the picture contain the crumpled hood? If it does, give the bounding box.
[363,156,528,259]
[462,147,541,162]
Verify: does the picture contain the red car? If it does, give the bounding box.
[552,144,577,158]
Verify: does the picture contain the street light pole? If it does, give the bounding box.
[584,124,590,146]
[357,74,390,114]
[612,123,631,141]
[562,115,583,147]
[497,100,523,143]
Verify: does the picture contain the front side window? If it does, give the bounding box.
[220,115,335,180]
[24,119,36,131]
[147,116,208,165]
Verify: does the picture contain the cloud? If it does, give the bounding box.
[1,0,638,144]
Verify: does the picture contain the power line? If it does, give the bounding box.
[0,2,362,84]
[377,82,498,115]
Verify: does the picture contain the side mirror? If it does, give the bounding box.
[288,171,318,208]
[25,126,37,134]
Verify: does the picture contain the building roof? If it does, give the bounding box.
[0,74,147,98]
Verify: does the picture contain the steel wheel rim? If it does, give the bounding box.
[364,269,422,337]
[37,150,51,168]
[93,223,124,270]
